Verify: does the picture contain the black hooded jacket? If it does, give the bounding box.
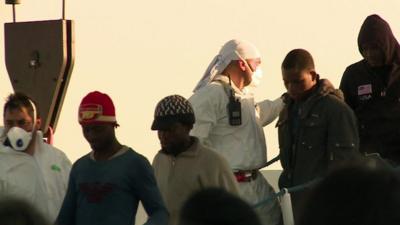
[339,14,400,164]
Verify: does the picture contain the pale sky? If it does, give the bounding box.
[0,0,399,169]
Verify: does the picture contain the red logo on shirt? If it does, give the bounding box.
[79,182,114,203]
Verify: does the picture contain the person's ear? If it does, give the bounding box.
[238,60,248,72]
[35,118,42,130]
[310,70,318,81]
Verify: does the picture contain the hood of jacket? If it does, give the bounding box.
[358,14,400,65]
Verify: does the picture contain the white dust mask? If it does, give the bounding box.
[5,98,37,151]
[6,126,32,151]
[249,67,263,88]
[234,50,263,88]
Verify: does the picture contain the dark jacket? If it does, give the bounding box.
[339,15,400,163]
[277,83,359,189]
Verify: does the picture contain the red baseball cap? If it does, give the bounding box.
[78,91,118,126]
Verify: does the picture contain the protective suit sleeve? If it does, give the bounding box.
[257,97,285,126]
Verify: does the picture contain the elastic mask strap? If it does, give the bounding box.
[234,50,254,72]
[27,98,37,131]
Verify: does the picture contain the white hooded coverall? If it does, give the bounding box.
[189,39,284,225]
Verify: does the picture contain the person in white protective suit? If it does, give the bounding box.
[0,92,72,223]
[0,143,49,221]
[189,39,284,225]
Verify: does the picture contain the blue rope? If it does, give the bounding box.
[252,154,400,208]
[252,177,323,208]
[253,189,285,208]
[253,162,400,208]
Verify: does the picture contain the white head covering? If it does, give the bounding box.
[193,39,261,92]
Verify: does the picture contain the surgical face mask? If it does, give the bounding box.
[249,67,263,88]
[235,51,263,88]
[6,126,32,151]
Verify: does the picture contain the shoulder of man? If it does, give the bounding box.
[36,140,72,168]
[71,153,91,168]
[152,151,167,165]
[41,141,69,158]
[124,147,153,167]
[189,83,231,117]
[343,59,369,77]
[0,148,39,176]
[321,94,356,116]
[190,82,228,101]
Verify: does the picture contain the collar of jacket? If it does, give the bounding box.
[363,60,400,87]
[280,82,343,121]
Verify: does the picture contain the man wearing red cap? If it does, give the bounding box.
[57,91,168,225]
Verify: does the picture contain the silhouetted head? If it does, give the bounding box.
[0,197,50,225]
[179,188,262,225]
[299,161,400,225]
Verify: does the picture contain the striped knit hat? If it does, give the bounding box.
[78,91,118,126]
[151,95,195,130]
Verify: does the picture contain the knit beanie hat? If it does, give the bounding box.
[78,91,118,126]
[151,95,195,130]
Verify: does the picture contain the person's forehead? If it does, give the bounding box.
[81,123,111,130]
[361,42,381,51]
[247,57,261,64]
[4,107,30,119]
[282,68,310,79]
[157,121,183,131]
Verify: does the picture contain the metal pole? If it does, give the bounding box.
[62,0,65,20]
[6,0,20,22]
[12,4,16,22]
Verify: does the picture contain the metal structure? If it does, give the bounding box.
[4,0,74,134]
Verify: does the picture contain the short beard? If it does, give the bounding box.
[162,141,187,156]
[91,137,114,153]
